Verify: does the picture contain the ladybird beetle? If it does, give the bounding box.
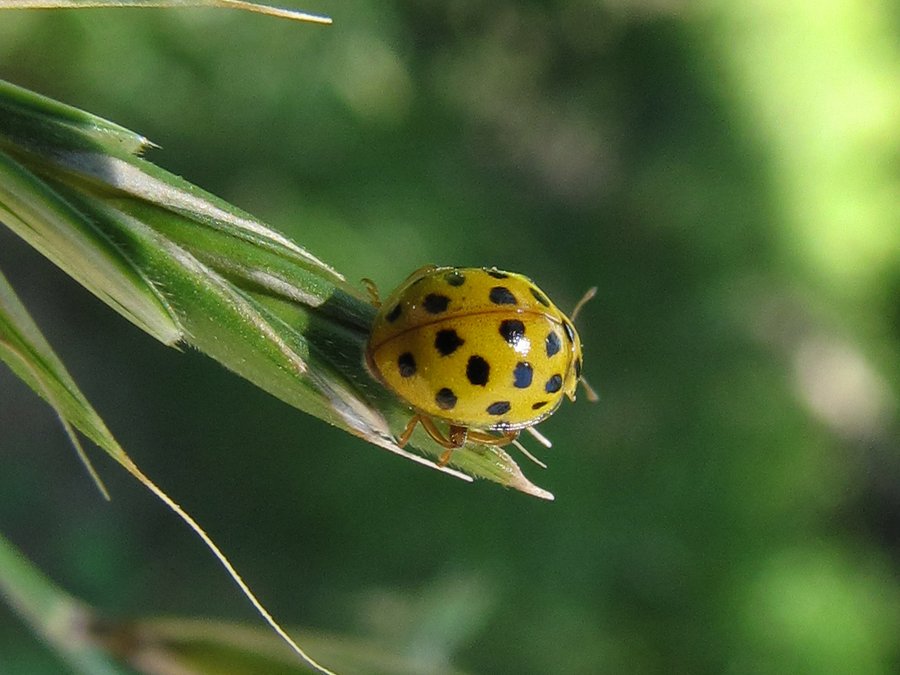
[365,266,596,465]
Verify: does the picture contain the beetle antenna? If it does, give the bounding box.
[512,438,548,469]
[361,278,381,307]
[580,375,599,402]
[570,287,599,402]
[571,286,597,322]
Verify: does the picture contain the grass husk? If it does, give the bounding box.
[0,77,554,498]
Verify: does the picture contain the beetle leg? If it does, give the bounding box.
[397,415,470,466]
[397,415,467,466]
[396,414,421,447]
[433,425,471,466]
[465,429,520,447]
[397,416,519,466]
[448,425,468,446]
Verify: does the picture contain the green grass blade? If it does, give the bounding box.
[0,78,149,156]
[0,269,126,471]
[0,533,129,675]
[0,77,554,499]
[0,530,459,675]
[0,269,340,673]
[0,0,332,24]
[0,151,183,345]
[90,617,466,674]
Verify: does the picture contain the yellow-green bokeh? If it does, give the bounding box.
[1,1,898,673]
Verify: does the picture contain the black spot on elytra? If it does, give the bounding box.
[574,357,582,378]
[513,362,533,388]
[545,331,561,357]
[530,287,550,306]
[398,352,416,377]
[423,293,450,314]
[445,270,466,287]
[489,286,517,305]
[435,387,457,410]
[499,319,525,346]
[486,269,509,279]
[466,355,490,386]
[532,400,549,410]
[545,374,563,393]
[385,304,402,322]
[486,401,511,415]
[434,329,464,356]
[563,321,576,343]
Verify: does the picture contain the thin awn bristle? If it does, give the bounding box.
[525,425,553,448]
[513,438,548,469]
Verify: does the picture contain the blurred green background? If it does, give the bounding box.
[1,1,899,673]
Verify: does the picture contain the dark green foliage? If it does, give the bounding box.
[1,3,898,674]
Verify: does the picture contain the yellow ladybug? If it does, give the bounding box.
[365,266,596,465]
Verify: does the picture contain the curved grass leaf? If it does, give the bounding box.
[0,153,182,346]
[0,530,462,674]
[0,77,554,499]
[90,618,467,675]
[0,533,129,675]
[0,269,339,674]
[0,267,121,493]
[0,0,332,25]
